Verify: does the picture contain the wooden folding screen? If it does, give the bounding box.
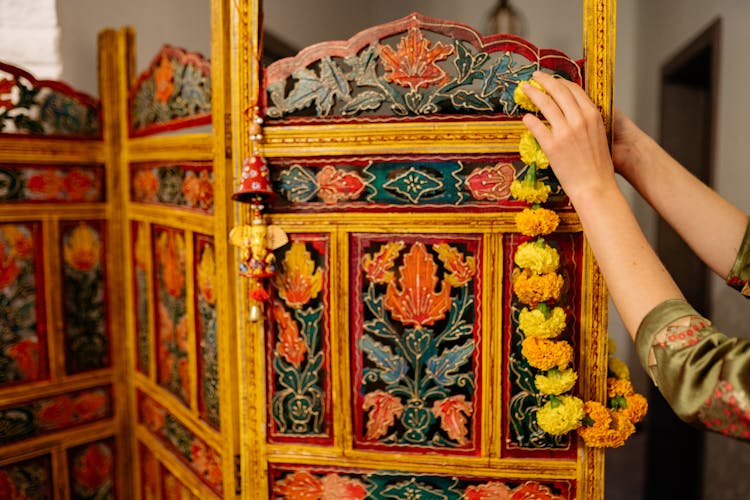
[0,54,125,496]
[235,2,615,499]
[103,1,238,496]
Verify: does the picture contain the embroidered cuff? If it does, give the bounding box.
[635,299,699,385]
[727,218,750,298]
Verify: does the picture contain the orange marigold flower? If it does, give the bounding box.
[607,377,635,398]
[521,337,573,371]
[512,269,563,306]
[621,393,648,424]
[515,207,560,237]
[578,401,636,448]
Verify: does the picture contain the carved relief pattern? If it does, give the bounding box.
[265,14,581,121]
[133,221,151,375]
[195,235,220,429]
[351,234,482,453]
[0,386,112,445]
[131,163,214,214]
[0,222,46,386]
[268,235,331,442]
[139,393,223,495]
[0,454,52,499]
[153,226,190,405]
[130,45,211,135]
[272,156,564,211]
[0,62,100,137]
[0,165,104,203]
[270,465,573,499]
[503,232,582,456]
[61,221,110,374]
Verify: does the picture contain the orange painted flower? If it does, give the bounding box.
[6,338,40,380]
[63,223,101,273]
[434,243,475,287]
[465,163,516,201]
[0,243,21,289]
[510,481,566,500]
[133,169,159,202]
[363,241,404,284]
[380,27,454,90]
[3,225,32,259]
[362,390,404,440]
[157,231,186,298]
[73,443,113,491]
[432,394,473,445]
[316,166,366,205]
[275,241,322,309]
[385,242,451,327]
[154,55,175,103]
[27,170,64,200]
[178,357,190,401]
[197,244,216,305]
[465,482,513,500]
[273,470,324,500]
[64,168,97,202]
[73,391,108,421]
[319,474,368,500]
[273,303,307,367]
[37,396,75,428]
[183,170,214,210]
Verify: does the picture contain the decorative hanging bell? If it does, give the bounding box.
[232,155,275,203]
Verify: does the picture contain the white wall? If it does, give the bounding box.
[0,0,61,79]
[631,1,750,497]
[56,0,211,96]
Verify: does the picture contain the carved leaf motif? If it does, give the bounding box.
[360,335,407,384]
[380,28,454,90]
[426,340,474,386]
[384,242,451,327]
[275,242,323,309]
[315,166,365,204]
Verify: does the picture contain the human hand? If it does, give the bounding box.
[611,108,653,184]
[521,71,618,204]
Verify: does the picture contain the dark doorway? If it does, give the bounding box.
[646,18,721,500]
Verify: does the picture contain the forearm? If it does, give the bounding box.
[572,183,684,338]
[619,133,748,278]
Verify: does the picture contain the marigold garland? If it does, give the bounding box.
[519,130,550,169]
[535,367,578,395]
[577,401,635,448]
[513,79,546,112]
[518,305,567,339]
[510,179,552,204]
[514,239,560,275]
[536,395,585,435]
[512,269,564,305]
[515,206,560,237]
[521,337,573,371]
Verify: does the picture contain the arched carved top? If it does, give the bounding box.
[0,61,101,138]
[129,45,212,136]
[264,12,583,123]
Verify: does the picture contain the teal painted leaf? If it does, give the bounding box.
[426,340,474,386]
[345,44,380,87]
[360,335,407,384]
[449,90,493,112]
[277,166,319,203]
[342,90,386,115]
[381,478,449,500]
[403,329,431,358]
[274,355,301,392]
[299,351,324,392]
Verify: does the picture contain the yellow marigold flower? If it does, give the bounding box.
[534,367,578,395]
[578,401,636,448]
[620,393,648,424]
[607,377,635,398]
[607,356,631,380]
[514,240,560,275]
[607,337,617,356]
[510,179,551,204]
[519,130,550,169]
[521,337,574,371]
[513,269,564,306]
[518,305,567,339]
[513,79,545,112]
[515,207,560,237]
[536,395,585,436]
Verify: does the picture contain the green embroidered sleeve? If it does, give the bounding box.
[636,299,750,440]
[727,219,750,298]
